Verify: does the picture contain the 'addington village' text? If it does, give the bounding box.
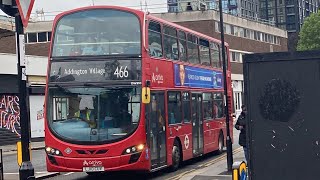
[64,68,106,76]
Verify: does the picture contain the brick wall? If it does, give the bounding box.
[0,31,50,56]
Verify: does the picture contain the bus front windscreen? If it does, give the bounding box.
[52,9,141,57]
[47,86,141,143]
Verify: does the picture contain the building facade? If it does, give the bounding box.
[0,17,49,145]
[153,10,287,117]
[259,0,319,32]
[168,0,261,20]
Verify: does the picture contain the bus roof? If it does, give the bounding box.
[53,5,228,47]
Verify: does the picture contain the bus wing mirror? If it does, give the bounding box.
[142,87,150,104]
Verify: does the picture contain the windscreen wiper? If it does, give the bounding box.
[50,84,71,93]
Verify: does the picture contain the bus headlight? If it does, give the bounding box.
[137,144,144,151]
[45,146,62,156]
[122,144,145,155]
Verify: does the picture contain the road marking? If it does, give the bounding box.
[168,147,242,180]
[201,147,243,167]
[4,173,19,175]
[64,172,74,176]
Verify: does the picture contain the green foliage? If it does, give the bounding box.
[297,12,320,51]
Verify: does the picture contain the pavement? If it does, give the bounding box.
[167,148,246,180]
[0,141,45,155]
[0,141,60,180]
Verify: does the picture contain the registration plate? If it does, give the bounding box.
[83,166,105,172]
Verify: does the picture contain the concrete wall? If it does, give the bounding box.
[153,10,287,38]
[0,53,47,76]
[152,12,288,53]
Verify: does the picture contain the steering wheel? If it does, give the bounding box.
[70,116,89,123]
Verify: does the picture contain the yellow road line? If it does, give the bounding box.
[168,147,243,180]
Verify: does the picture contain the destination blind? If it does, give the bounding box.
[49,60,141,83]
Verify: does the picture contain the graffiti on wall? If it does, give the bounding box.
[0,95,21,137]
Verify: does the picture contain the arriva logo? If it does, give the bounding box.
[152,73,164,84]
[83,160,102,166]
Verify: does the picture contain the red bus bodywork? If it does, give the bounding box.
[45,6,233,173]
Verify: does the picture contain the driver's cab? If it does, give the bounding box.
[68,95,97,128]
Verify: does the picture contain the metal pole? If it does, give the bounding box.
[218,0,233,172]
[0,149,3,180]
[15,14,35,180]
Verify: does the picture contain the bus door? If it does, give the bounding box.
[191,93,204,156]
[147,92,167,169]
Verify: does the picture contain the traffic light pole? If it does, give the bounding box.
[219,0,234,172]
[15,14,35,180]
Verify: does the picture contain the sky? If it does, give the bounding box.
[1,0,168,19]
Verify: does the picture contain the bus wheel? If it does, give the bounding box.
[218,133,224,154]
[171,142,181,171]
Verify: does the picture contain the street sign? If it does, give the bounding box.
[16,0,35,27]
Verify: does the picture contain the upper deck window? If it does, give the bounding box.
[210,42,221,68]
[199,39,210,66]
[148,21,163,58]
[52,9,141,57]
[187,34,199,64]
[163,26,178,60]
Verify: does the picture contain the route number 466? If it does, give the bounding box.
[114,66,129,78]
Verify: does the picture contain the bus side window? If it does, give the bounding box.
[213,92,224,119]
[203,93,213,120]
[163,25,178,60]
[168,92,182,124]
[187,34,199,64]
[182,92,191,123]
[148,21,163,58]
[210,42,220,69]
[178,31,187,62]
[199,39,210,66]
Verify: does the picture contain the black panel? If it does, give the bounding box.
[0,75,18,94]
[29,87,45,95]
[96,149,108,154]
[243,50,320,180]
[49,59,141,83]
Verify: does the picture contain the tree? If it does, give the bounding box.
[297,11,320,51]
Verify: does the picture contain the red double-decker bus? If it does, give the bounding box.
[45,6,233,174]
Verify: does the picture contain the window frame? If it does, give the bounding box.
[163,25,178,61]
[38,32,48,42]
[187,33,200,64]
[27,33,38,43]
[178,30,188,62]
[210,42,222,69]
[148,20,164,59]
[203,92,214,120]
[182,91,191,124]
[199,38,211,66]
[167,91,183,125]
[213,92,225,119]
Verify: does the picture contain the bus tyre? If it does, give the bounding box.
[218,133,224,154]
[171,142,181,171]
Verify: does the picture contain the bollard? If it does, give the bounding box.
[232,161,247,180]
[0,149,3,180]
